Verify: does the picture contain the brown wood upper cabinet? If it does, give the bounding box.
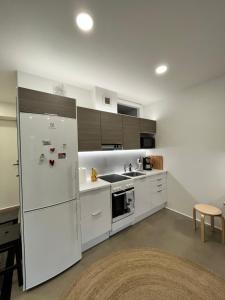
[100,111,123,145]
[140,118,156,134]
[77,107,101,151]
[122,116,140,149]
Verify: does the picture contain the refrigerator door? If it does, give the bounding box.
[23,200,81,289]
[19,113,78,211]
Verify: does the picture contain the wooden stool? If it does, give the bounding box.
[193,204,225,244]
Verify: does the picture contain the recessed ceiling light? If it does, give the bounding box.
[155,65,168,75]
[76,12,93,32]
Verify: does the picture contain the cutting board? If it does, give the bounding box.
[150,156,163,170]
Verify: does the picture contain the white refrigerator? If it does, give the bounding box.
[18,113,81,290]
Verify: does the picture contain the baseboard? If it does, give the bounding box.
[166,206,222,230]
[82,232,110,252]
[110,215,135,236]
[134,203,166,225]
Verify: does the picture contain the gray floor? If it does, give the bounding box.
[11,209,225,300]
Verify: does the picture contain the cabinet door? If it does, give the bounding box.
[80,188,111,245]
[122,116,140,149]
[77,107,101,151]
[101,111,123,144]
[151,190,167,209]
[134,177,151,218]
[23,200,81,289]
[140,118,156,133]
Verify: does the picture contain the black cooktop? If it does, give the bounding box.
[98,174,129,183]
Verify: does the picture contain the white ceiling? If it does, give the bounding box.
[1,0,225,105]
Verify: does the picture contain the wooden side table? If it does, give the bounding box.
[193,204,225,244]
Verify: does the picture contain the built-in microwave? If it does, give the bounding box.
[140,133,155,149]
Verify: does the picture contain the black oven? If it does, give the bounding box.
[140,133,155,149]
[112,188,135,223]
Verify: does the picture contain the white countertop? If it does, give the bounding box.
[79,169,167,193]
[79,178,111,193]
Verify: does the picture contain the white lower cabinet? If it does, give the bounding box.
[134,173,167,223]
[80,187,111,251]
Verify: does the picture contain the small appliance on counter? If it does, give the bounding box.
[143,156,152,170]
[137,157,143,171]
[79,167,87,184]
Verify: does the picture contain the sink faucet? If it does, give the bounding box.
[129,163,133,172]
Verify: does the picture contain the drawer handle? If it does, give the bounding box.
[157,190,163,193]
[157,184,162,187]
[91,210,102,217]
[157,178,162,181]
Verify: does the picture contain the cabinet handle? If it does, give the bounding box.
[157,178,162,181]
[157,190,163,193]
[157,184,162,187]
[91,210,102,216]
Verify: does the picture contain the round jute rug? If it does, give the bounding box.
[64,248,225,300]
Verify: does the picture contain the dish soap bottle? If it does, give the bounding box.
[91,168,97,182]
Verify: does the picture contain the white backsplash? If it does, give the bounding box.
[78,150,148,179]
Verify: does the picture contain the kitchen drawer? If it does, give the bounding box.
[81,211,111,244]
[80,187,111,220]
[136,176,166,192]
[149,177,166,185]
[147,173,167,182]
[149,179,166,192]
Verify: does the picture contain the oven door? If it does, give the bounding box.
[112,189,134,223]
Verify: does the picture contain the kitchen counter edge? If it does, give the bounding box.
[79,170,167,194]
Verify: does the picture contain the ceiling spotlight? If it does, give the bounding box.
[76,12,93,32]
[155,65,168,75]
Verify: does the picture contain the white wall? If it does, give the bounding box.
[92,86,118,113]
[144,76,225,220]
[0,102,16,119]
[0,71,17,104]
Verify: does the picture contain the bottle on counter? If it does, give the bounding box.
[91,168,97,182]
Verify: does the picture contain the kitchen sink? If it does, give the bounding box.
[122,171,145,177]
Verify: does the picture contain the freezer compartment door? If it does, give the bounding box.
[19,113,78,211]
[23,200,81,290]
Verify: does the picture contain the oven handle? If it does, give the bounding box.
[113,188,134,197]
[113,191,126,197]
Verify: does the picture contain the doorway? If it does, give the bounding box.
[0,119,19,209]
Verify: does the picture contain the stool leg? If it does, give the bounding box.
[210,216,214,232]
[200,214,205,242]
[193,208,197,231]
[221,216,225,245]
